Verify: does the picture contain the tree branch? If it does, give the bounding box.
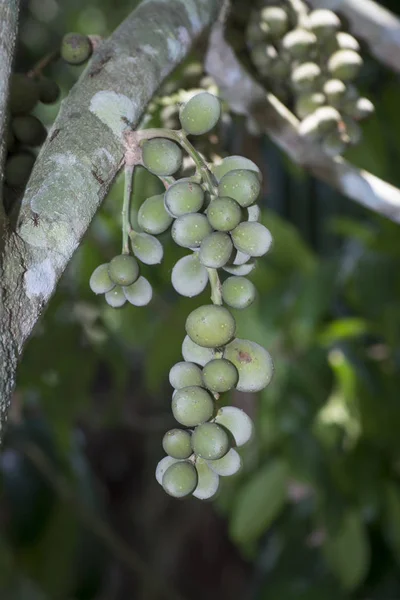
[307,0,400,74]
[0,0,20,219]
[0,0,221,433]
[205,24,400,222]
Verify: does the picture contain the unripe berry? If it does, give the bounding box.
[182,335,214,367]
[218,169,261,207]
[212,155,261,183]
[231,222,272,257]
[282,28,317,59]
[123,276,153,306]
[323,79,347,106]
[214,406,254,447]
[308,9,340,39]
[313,106,341,135]
[202,358,239,393]
[172,386,214,427]
[328,50,363,81]
[336,32,360,52]
[142,138,183,176]
[260,6,289,38]
[4,152,35,187]
[222,276,256,309]
[191,423,230,460]
[298,113,321,140]
[9,74,39,115]
[130,232,163,265]
[345,97,375,120]
[295,92,325,119]
[224,338,274,393]
[164,178,204,217]
[61,32,92,65]
[12,115,47,146]
[162,429,192,459]
[138,194,173,235]
[105,285,126,308]
[89,263,115,294]
[162,461,198,498]
[171,254,208,297]
[186,305,236,348]
[171,213,212,248]
[207,197,242,232]
[199,232,233,269]
[169,361,203,390]
[38,77,61,104]
[179,92,221,135]
[291,62,321,92]
[108,254,139,286]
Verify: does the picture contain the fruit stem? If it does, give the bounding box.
[122,164,135,254]
[159,175,176,190]
[27,50,60,78]
[177,131,218,195]
[207,267,222,306]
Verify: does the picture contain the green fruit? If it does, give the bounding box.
[164,178,204,217]
[130,232,163,265]
[172,386,214,427]
[179,92,221,135]
[108,254,139,286]
[212,156,261,183]
[162,429,192,459]
[223,338,274,392]
[142,138,182,176]
[9,74,39,115]
[199,232,233,268]
[138,194,173,235]
[250,44,280,77]
[222,276,256,309]
[314,106,341,135]
[298,113,320,140]
[191,423,230,460]
[89,263,115,294]
[169,361,203,389]
[247,204,260,222]
[207,448,242,476]
[282,28,317,59]
[246,20,268,44]
[218,169,260,208]
[295,92,325,119]
[171,213,212,248]
[309,9,340,39]
[260,6,289,38]
[207,197,242,232]
[223,261,256,276]
[231,222,272,257]
[4,152,35,187]
[105,285,126,308]
[38,77,60,104]
[291,62,321,92]
[336,32,360,52]
[321,131,346,157]
[12,115,47,146]
[214,406,254,447]
[171,253,208,297]
[345,97,374,120]
[123,276,152,306]
[323,79,347,106]
[193,458,219,499]
[202,358,239,393]
[232,251,250,266]
[182,335,214,367]
[61,32,92,65]
[328,50,363,81]
[186,305,236,348]
[162,461,198,498]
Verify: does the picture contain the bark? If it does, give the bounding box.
[0,0,221,434]
[205,24,400,224]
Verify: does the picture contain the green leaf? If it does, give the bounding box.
[230,460,288,544]
[323,510,369,591]
[318,318,370,346]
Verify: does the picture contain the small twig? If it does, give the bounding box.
[20,441,186,600]
[122,164,134,253]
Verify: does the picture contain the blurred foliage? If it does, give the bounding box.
[3,0,400,598]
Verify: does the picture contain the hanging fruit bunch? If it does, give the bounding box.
[89,91,274,500]
[246,1,374,156]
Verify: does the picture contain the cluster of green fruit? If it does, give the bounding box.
[3,32,93,202]
[89,91,274,499]
[246,3,374,156]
